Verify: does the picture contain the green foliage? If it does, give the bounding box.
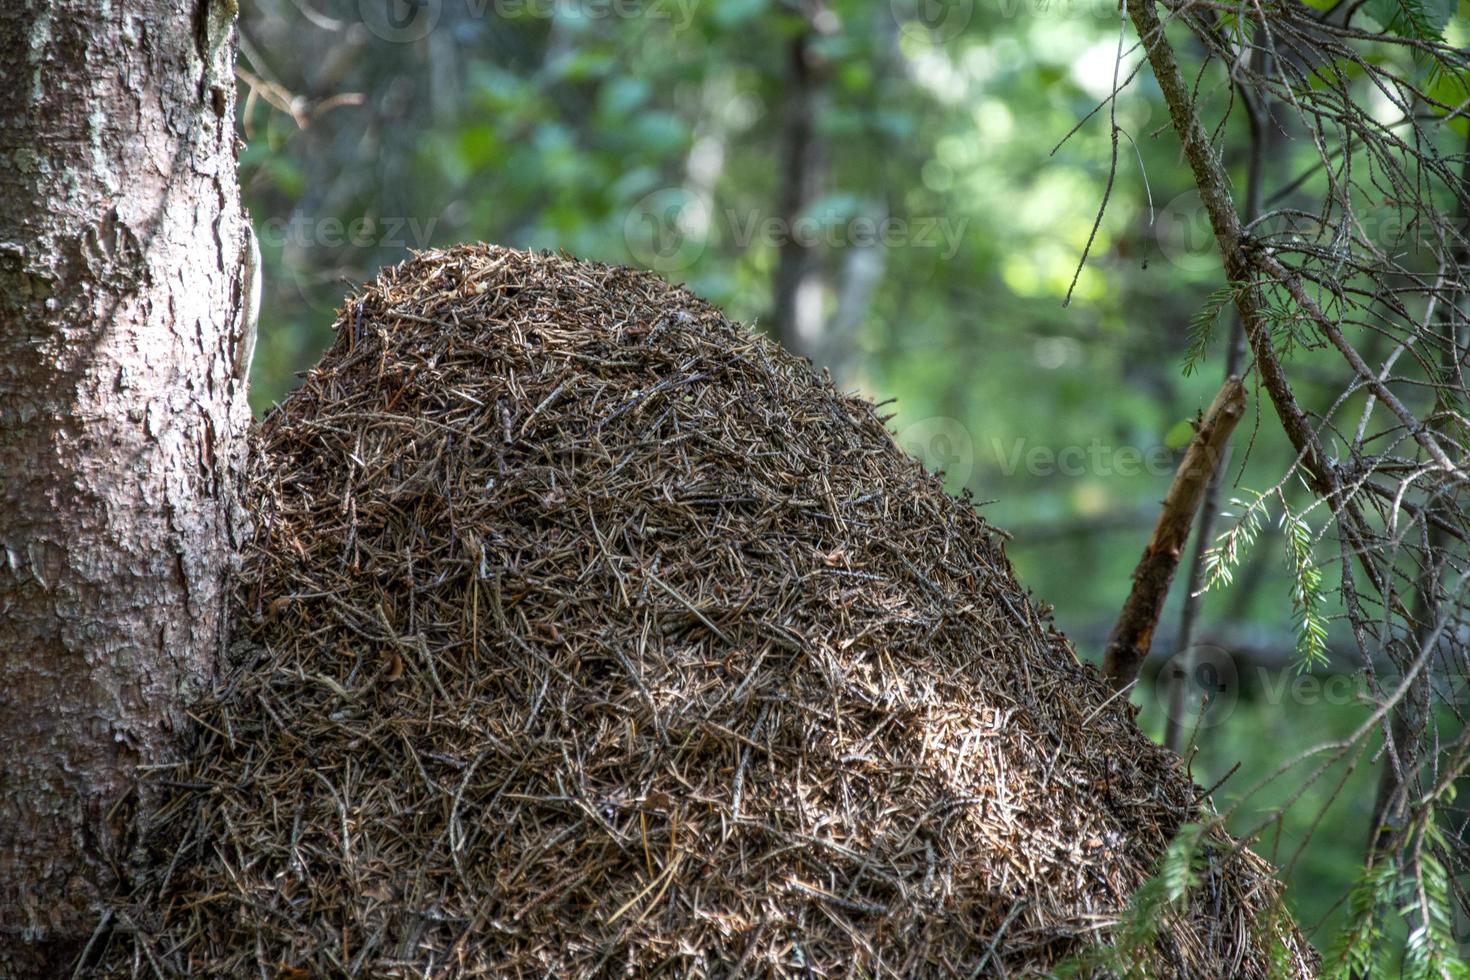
[1364,0,1456,40]
[1322,815,1470,978]
[1404,818,1470,980]
[1053,822,1208,978]
[1183,284,1237,377]
[1324,858,1398,979]
[1424,60,1470,136]
[1280,506,1329,673]
[1257,897,1305,980]
[1202,491,1267,592]
[1203,491,1328,672]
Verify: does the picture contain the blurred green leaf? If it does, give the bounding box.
[711,0,768,28]
[1164,418,1196,451]
[1364,0,1454,40]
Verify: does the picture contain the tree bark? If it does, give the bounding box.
[1364,132,1470,868]
[1101,376,1245,691]
[771,2,830,360]
[1163,39,1273,753]
[0,1,250,972]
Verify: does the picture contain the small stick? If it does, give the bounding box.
[1101,376,1246,691]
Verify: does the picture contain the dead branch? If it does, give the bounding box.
[1103,375,1247,690]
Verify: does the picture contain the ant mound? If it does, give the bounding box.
[100,244,1315,977]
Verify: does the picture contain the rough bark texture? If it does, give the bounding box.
[0,1,249,972]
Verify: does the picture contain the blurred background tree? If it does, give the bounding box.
[236,0,1469,964]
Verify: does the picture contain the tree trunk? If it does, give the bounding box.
[771,3,830,361]
[0,1,249,972]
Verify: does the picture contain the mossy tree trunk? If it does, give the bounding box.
[0,1,249,972]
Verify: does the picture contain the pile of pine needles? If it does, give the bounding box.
[95,244,1316,977]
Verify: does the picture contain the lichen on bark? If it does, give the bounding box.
[0,1,251,971]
